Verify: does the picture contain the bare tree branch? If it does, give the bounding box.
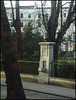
[12,1,23,59]
[67,0,74,19]
[51,1,56,26]
[10,0,14,21]
[56,14,75,47]
[66,5,75,22]
[55,1,75,46]
[41,0,48,32]
[54,1,62,29]
[61,1,62,29]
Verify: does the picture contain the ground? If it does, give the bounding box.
[1,78,75,99]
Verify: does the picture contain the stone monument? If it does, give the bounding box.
[38,42,55,84]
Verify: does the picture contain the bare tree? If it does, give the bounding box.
[10,0,23,60]
[1,1,26,99]
[41,0,75,76]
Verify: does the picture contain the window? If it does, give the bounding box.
[64,13,66,18]
[72,32,75,42]
[45,13,48,18]
[10,13,12,18]
[38,22,41,27]
[21,13,23,18]
[7,12,9,17]
[43,61,46,69]
[73,21,75,26]
[10,22,13,27]
[38,13,41,18]
[28,14,31,18]
[21,22,23,27]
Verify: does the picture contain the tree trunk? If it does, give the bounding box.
[1,1,26,99]
[13,1,23,60]
[42,0,75,77]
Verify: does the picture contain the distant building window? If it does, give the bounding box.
[10,13,12,18]
[45,13,48,18]
[7,12,9,17]
[28,14,31,18]
[38,13,41,18]
[10,22,13,27]
[72,32,75,42]
[21,22,23,27]
[21,13,23,18]
[43,61,46,69]
[38,22,41,27]
[64,13,66,18]
[73,21,75,26]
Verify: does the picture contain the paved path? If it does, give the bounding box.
[1,78,75,99]
[1,85,70,99]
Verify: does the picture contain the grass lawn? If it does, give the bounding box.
[57,59,75,64]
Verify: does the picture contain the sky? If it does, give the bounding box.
[4,1,50,7]
[4,1,70,8]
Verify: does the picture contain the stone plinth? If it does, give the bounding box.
[38,42,55,84]
[38,72,49,84]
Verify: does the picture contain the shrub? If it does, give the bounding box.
[57,61,75,79]
[18,61,39,75]
[58,49,74,60]
[1,60,75,79]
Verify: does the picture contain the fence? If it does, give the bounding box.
[0,60,75,79]
[55,63,75,79]
[17,60,39,75]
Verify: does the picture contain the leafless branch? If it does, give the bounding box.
[56,14,75,46]
[54,1,62,30]
[10,0,14,21]
[67,0,74,19]
[41,0,48,32]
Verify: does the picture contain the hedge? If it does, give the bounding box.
[56,63,75,79]
[0,60,75,79]
[17,61,39,75]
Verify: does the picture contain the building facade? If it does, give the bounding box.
[5,2,75,51]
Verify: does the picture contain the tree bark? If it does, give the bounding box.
[13,1,23,60]
[1,1,26,99]
[41,1,75,77]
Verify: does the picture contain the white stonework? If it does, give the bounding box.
[38,42,55,84]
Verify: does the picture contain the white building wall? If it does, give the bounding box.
[5,4,75,51]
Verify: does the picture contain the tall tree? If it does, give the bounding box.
[41,0,75,76]
[23,21,44,61]
[1,1,26,99]
[10,0,23,59]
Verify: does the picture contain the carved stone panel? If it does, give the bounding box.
[42,45,47,56]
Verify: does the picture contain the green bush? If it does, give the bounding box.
[64,51,73,59]
[1,60,39,75]
[1,60,75,79]
[58,49,74,60]
[18,60,75,79]
[22,21,44,61]
[57,61,75,79]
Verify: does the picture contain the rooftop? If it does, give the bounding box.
[6,6,70,10]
